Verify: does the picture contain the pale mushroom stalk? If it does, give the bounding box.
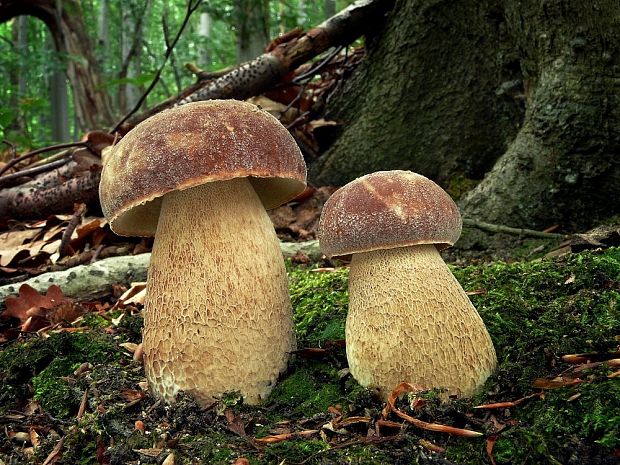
[100,100,307,405]
[317,170,497,399]
[143,178,295,405]
[347,244,497,398]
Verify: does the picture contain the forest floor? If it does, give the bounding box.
[0,196,618,465]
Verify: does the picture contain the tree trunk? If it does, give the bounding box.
[0,0,115,130]
[235,0,271,62]
[8,15,28,134]
[197,10,212,68]
[97,0,110,70]
[312,0,620,230]
[311,0,522,187]
[460,0,620,230]
[324,0,336,19]
[49,34,69,142]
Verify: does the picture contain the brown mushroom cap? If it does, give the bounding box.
[99,100,307,236]
[318,170,462,258]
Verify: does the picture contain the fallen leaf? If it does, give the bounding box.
[225,408,246,437]
[532,377,583,389]
[420,438,445,453]
[532,376,583,389]
[133,448,162,457]
[474,392,542,409]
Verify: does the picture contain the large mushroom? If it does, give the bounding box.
[99,100,307,405]
[318,170,496,399]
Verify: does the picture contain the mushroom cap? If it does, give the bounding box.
[318,170,462,258]
[99,100,307,236]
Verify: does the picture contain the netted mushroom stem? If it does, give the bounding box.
[346,244,497,399]
[142,177,295,405]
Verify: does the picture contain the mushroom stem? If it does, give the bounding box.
[346,244,497,399]
[143,177,295,405]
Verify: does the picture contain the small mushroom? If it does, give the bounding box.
[317,170,496,398]
[99,100,307,405]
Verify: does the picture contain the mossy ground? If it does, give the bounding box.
[0,248,618,464]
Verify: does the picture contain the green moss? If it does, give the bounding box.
[3,248,618,465]
[263,439,329,463]
[177,432,240,464]
[446,173,479,200]
[289,267,348,346]
[32,358,81,417]
[0,331,120,413]
[454,249,619,393]
[267,361,343,416]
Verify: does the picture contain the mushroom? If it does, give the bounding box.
[99,100,307,405]
[317,170,496,398]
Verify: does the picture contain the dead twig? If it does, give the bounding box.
[384,382,484,438]
[0,157,73,188]
[474,392,542,410]
[462,218,567,239]
[0,142,87,177]
[42,435,65,465]
[58,203,88,258]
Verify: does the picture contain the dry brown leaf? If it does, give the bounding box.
[133,448,162,457]
[225,408,246,437]
[486,434,498,465]
[419,438,445,453]
[333,416,371,428]
[120,389,146,402]
[0,229,43,266]
[474,392,542,410]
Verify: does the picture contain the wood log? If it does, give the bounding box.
[0,240,321,304]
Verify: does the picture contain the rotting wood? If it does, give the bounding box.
[0,240,321,304]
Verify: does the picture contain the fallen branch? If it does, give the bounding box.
[462,218,567,239]
[0,240,321,304]
[126,0,394,128]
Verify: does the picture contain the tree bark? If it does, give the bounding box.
[0,0,115,130]
[312,0,620,230]
[460,0,620,230]
[311,0,521,186]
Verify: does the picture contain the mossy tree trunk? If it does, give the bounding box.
[312,0,619,230]
[311,0,523,186]
[461,1,620,230]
